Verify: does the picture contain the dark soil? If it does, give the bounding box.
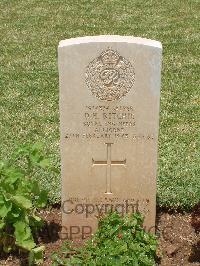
[156,207,200,266]
[0,205,199,266]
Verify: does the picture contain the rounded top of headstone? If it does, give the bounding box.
[58,35,162,49]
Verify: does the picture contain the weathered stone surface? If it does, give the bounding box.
[58,35,162,239]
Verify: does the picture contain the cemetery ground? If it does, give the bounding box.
[1,205,200,265]
[0,0,199,265]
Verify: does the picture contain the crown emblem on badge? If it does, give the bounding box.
[100,48,120,66]
[85,48,135,101]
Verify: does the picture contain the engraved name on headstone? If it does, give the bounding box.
[58,35,162,239]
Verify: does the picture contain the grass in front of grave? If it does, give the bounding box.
[0,0,199,208]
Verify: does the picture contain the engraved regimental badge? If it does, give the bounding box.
[85,48,135,101]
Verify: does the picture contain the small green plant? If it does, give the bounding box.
[0,143,49,264]
[51,212,158,266]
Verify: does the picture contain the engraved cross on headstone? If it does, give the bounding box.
[92,143,126,194]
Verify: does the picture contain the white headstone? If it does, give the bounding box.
[58,35,162,239]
